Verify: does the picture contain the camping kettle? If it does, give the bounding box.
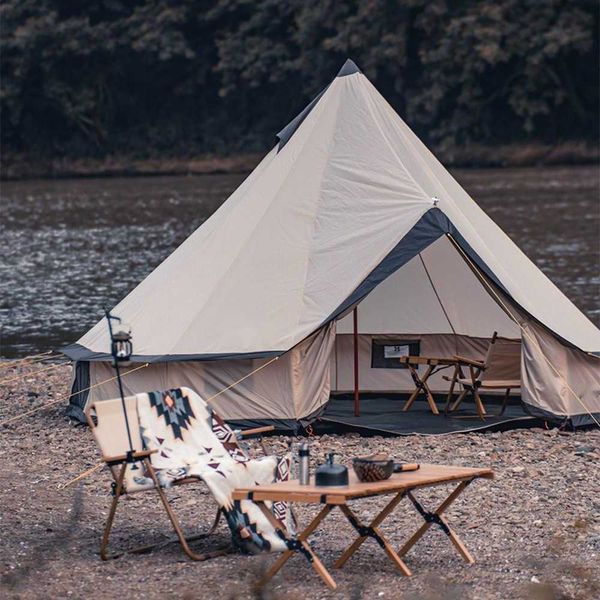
[315,453,349,487]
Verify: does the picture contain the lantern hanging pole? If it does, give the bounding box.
[105,308,135,455]
[353,306,360,417]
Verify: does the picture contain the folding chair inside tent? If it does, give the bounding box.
[87,395,225,561]
[444,332,521,419]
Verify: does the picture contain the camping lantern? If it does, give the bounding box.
[111,324,132,363]
[104,309,135,455]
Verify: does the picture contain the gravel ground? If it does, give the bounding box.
[0,361,599,600]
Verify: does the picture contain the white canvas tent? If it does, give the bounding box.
[64,60,600,428]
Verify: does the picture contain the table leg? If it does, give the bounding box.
[397,481,474,564]
[404,365,437,413]
[402,365,422,412]
[256,502,337,590]
[334,492,411,576]
[422,370,440,415]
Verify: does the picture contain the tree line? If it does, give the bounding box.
[1,0,597,160]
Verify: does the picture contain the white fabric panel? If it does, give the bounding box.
[336,236,519,338]
[336,252,452,334]
[420,236,519,337]
[77,73,432,358]
[521,320,600,418]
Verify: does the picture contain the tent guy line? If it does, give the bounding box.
[0,351,55,369]
[204,356,280,404]
[58,462,105,490]
[447,236,600,428]
[57,355,281,490]
[417,253,459,354]
[0,362,69,386]
[0,363,150,427]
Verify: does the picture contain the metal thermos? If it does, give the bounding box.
[298,442,310,485]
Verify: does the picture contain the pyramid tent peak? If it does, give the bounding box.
[276,59,362,150]
[337,58,361,77]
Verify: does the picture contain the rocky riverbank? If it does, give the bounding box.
[0,360,598,599]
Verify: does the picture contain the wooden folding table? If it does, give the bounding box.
[232,464,493,590]
[399,356,457,415]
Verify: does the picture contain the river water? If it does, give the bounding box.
[1,166,599,358]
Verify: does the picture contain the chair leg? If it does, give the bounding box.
[499,388,510,416]
[103,507,224,560]
[444,367,459,414]
[466,365,486,419]
[128,507,223,555]
[101,461,227,562]
[188,507,222,541]
[144,460,229,562]
[472,387,486,420]
[100,463,127,561]
[450,388,470,413]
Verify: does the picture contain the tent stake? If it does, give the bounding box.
[353,307,360,417]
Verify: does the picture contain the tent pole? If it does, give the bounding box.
[353,307,360,417]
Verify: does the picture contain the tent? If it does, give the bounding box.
[64,60,600,429]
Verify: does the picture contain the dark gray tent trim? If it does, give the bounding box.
[276,87,328,151]
[326,206,585,355]
[324,207,510,325]
[336,58,361,77]
[66,360,90,423]
[226,402,328,435]
[276,59,361,151]
[521,400,600,429]
[61,344,283,363]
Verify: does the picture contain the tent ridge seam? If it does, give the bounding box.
[294,86,345,340]
[361,78,432,204]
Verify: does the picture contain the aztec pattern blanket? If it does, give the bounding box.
[130,387,291,553]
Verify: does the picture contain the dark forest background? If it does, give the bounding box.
[1,0,598,164]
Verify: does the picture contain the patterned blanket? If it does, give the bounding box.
[132,387,291,553]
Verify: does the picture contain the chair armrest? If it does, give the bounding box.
[102,449,157,463]
[453,355,485,368]
[239,425,275,437]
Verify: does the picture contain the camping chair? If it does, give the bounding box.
[443,332,521,420]
[87,391,276,561]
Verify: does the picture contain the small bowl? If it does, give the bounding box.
[352,453,394,482]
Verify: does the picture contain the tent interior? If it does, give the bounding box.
[323,233,531,433]
[332,234,520,394]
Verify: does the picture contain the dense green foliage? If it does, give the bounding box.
[2,0,597,158]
